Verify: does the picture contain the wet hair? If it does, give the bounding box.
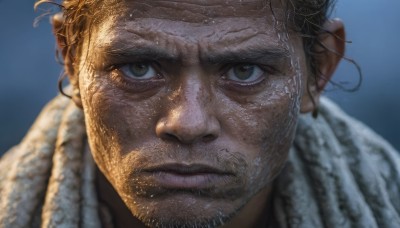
[285,0,361,98]
[34,0,360,101]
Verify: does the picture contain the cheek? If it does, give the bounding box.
[261,81,301,178]
[80,78,114,173]
[220,77,301,181]
[80,75,161,177]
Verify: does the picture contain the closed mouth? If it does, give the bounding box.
[142,163,232,175]
[140,163,234,189]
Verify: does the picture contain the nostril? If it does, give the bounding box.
[164,133,180,142]
[202,134,217,143]
[161,132,217,144]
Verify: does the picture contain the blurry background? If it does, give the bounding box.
[0,0,399,155]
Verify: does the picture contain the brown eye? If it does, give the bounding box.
[226,64,264,82]
[119,62,157,79]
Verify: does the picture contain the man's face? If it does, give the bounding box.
[78,0,307,226]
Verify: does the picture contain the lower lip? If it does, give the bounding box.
[148,172,228,189]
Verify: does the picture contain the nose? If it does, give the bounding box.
[156,81,220,144]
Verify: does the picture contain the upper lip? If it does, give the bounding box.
[142,163,232,175]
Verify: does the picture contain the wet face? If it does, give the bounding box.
[78,0,308,227]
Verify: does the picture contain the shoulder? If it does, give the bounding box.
[0,94,73,226]
[273,97,400,227]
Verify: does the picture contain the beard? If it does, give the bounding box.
[139,211,233,228]
[132,183,270,228]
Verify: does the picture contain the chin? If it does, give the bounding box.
[128,194,242,228]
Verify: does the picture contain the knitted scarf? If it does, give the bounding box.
[1,95,399,227]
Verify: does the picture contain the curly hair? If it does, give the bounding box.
[35,0,359,102]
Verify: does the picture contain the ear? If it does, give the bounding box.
[52,13,83,108]
[300,19,345,113]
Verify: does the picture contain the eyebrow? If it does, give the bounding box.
[204,47,291,64]
[101,45,179,62]
[99,43,290,65]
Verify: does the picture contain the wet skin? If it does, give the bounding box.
[75,0,311,227]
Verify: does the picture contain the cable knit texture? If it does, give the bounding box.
[1,95,399,228]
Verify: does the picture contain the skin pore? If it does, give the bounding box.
[61,0,345,227]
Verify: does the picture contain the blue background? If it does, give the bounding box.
[0,0,399,154]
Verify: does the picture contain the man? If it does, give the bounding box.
[0,0,399,227]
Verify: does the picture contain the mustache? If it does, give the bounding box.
[141,163,234,175]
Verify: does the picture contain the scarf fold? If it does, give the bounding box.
[1,96,399,227]
[273,97,400,227]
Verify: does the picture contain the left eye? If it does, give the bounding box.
[119,62,157,80]
[226,64,264,82]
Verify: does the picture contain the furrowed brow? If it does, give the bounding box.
[204,47,290,64]
[99,43,179,62]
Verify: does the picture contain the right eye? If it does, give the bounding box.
[119,62,157,80]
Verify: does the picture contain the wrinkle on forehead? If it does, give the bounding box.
[123,0,277,23]
[118,18,279,43]
[93,17,287,62]
[87,0,296,65]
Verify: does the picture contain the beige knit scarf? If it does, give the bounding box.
[1,95,399,227]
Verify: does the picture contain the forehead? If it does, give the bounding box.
[90,0,297,58]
